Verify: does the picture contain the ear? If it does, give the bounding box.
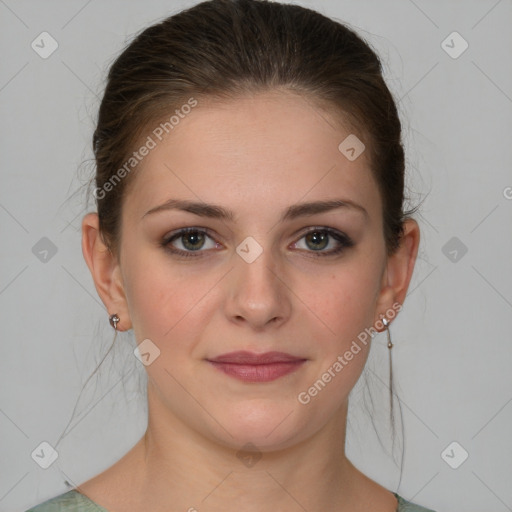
[373,218,420,331]
[81,212,132,331]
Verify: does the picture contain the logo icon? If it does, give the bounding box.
[338,134,365,161]
[32,237,58,263]
[442,236,468,263]
[441,441,469,469]
[134,339,161,366]
[236,236,263,263]
[236,442,262,468]
[441,32,468,59]
[31,441,59,469]
[31,32,59,59]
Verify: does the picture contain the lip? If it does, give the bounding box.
[207,350,305,364]
[206,351,307,383]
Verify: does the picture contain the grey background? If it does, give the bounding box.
[1,1,511,511]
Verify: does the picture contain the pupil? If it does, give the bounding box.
[307,231,328,251]
[183,231,204,250]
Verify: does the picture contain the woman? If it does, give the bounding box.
[26,0,434,510]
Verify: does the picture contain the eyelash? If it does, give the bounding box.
[160,226,354,259]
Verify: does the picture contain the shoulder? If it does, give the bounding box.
[24,489,109,512]
[394,492,437,512]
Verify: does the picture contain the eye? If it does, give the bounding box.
[292,227,354,257]
[161,226,354,259]
[161,227,219,258]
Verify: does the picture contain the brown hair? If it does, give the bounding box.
[89,0,418,262]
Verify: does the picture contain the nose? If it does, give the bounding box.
[224,245,291,330]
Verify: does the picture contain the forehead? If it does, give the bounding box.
[123,90,381,222]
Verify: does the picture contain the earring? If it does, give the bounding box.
[382,316,395,423]
[382,317,393,349]
[109,313,120,330]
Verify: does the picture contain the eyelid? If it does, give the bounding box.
[291,226,354,254]
[161,226,220,253]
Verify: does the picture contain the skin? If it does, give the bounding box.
[81,90,420,512]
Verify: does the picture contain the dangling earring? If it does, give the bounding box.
[382,317,394,423]
[109,313,120,331]
[382,317,393,349]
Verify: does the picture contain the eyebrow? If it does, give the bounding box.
[142,198,368,222]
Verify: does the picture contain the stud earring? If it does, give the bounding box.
[109,313,120,330]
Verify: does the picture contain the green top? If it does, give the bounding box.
[25,489,437,511]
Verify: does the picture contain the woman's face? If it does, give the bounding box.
[113,91,397,451]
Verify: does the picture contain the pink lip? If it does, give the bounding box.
[206,351,307,383]
[207,350,305,364]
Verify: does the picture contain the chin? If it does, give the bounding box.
[207,405,309,452]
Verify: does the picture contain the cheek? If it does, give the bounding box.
[299,267,379,403]
[300,262,381,346]
[122,252,219,342]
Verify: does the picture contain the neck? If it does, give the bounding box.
[128,381,364,512]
